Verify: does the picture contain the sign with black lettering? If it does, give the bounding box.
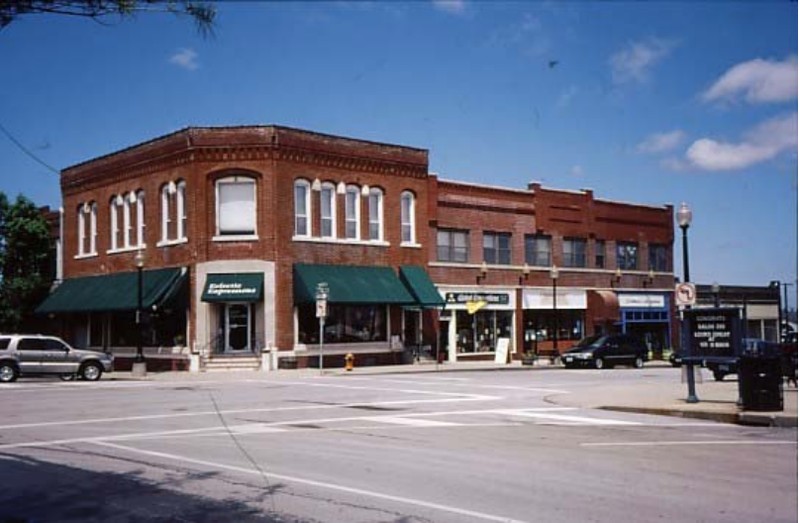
[683,308,743,359]
[445,292,510,305]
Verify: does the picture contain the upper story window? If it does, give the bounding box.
[525,234,551,266]
[563,238,587,268]
[483,232,511,265]
[595,239,606,269]
[216,175,256,239]
[109,195,122,251]
[133,190,145,248]
[320,182,337,239]
[368,187,384,241]
[400,191,416,245]
[437,229,469,263]
[76,201,97,257]
[616,241,638,270]
[160,180,187,244]
[345,185,360,240]
[294,179,311,238]
[648,244,668,272]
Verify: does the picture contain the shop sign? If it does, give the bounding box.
[446,292,510,306]
[522,289,586,310]
[206,282,258,298]
[618,294,665,308]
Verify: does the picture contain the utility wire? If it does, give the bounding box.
[0,121,59,175]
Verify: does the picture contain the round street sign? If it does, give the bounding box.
[675,282,696,307]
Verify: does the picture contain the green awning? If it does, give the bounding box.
[201,273,263,302]
[36,267,187,314]
[399,265,445,308]
[294,264,414,305]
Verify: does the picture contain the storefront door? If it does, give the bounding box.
[225,303,251,352]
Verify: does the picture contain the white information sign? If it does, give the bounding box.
[675,283,696,307]
[494,337,510,364]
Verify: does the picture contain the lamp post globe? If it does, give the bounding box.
[676,202,692,284]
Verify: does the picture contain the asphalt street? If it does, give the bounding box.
[0,367,796,523]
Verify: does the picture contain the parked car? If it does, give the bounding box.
[0,334,113,383]
[561,334,648,369]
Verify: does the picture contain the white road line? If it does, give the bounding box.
[372,417,461,427]
[494,410,642,426]
[339,376,569,394]
[582,440,798,448]
[0,394,498,431]
[92,440,529,523]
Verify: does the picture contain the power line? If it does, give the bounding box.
[0,121,59,175]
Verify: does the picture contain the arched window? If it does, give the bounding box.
[368,187,384,242]
[160,180,187,244]
[135,190,145,247]
[160,182,172,242]
[89,202,97,254]
[320,182,337,239]
[294,179,311,237]
[400,191,416,245]
[216,175,256,238]
[77,203,87,256]
[345,185,361,240]
[176,180,187,240]
[109,195,123,251]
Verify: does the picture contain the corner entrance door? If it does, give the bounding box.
[225,303,251,352]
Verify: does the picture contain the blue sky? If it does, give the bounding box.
[0,1,796,303]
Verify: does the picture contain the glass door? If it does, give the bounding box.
[225,303,251,352]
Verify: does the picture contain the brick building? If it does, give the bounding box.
[37,126,676,370]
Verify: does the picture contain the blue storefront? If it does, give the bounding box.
[617,293,672,356]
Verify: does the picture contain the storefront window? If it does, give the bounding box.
[455,310,513,353]
[298,304,387,344]
[522,310,585,349]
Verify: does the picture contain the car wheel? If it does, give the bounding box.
[634,357,644,369]
[594,358,604,369]
[0,362,19,383]
[713,371,725,382]
[59,373,77,381]
[80,361,103,382]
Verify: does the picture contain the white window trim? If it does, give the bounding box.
[345,184,361,240]
[161,184,171,243]
[320,182,337,239]
[400,190,416,246]
[177,180,187,240]
[216,175,257,237]
[291,236,390,247]
[77,205,86,257]
[110,198,120,251]
[294,179,311,238]
[368,187,384,242]
[123,197,132,249]
[107,244,148,255]
[135,190,145,248]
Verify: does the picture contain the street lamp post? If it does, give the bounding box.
[550,265,559,364]
[132,249,147,377]
[712,282,721,308]
[316,282,329,375]
[676,202,698,403]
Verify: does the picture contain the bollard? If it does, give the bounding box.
[345,352,354,371]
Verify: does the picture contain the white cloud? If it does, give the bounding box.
[556,85,579,109]
[686,112,797,171]
[570,165,584,178]
[610,38,676,84]
[636,130,686,154]
[432,0,466,15]
[169,48,199,71]
[703,55,797,104]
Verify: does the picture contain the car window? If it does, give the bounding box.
[44,339,68,351]
[0,338,10,350]
[17,338,46,351]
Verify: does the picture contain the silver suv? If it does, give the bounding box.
[0,335,114,382]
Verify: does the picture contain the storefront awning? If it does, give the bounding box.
[399,265,445,308]
[201,273,263,302]
[36,267,187,314]
[587,290,620,323]
[293,264,414,305]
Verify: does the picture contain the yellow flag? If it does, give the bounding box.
[466,300,487,314]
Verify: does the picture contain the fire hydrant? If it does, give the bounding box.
[345,353,355,371]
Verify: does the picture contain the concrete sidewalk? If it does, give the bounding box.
[109,360,798,428]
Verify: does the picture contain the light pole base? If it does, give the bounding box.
[131,361,147,378]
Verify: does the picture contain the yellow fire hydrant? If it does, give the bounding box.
[345,353,355,371]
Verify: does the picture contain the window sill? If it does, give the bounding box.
[212,234,259,242]
[107,245,146,255]
[74,252,98,260]
[401,242,422,249]
[157,238,189,248]
[292,236,390,247]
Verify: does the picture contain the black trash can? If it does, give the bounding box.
[739,355,783,411]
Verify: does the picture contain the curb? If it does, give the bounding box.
[600,406,797,428]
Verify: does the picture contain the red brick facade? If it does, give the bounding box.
[51,126,677,368]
